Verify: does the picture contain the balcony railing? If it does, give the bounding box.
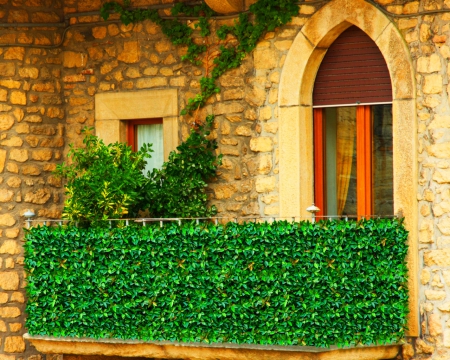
[23,216,409,359]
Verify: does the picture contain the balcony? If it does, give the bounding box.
[23,217,409,360]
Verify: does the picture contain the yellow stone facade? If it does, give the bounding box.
[0,0,449,359]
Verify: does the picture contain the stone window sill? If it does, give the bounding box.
[24,333,401,360]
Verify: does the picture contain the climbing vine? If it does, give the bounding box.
[100,0,299,119]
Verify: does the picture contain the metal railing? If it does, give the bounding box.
[23,213,399,229]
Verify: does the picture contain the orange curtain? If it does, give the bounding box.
[336,108,356,215]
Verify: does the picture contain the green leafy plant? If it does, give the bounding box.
[100,0,299,116]
[25,218,409,347]
[144,115,222,218]
[54,128,152,224]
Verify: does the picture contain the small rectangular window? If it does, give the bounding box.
[127,119,164,173]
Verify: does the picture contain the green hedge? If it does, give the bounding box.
[24,219,409,347]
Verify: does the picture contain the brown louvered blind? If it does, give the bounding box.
[313,26,392,107]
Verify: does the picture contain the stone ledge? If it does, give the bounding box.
[24,334,401,360]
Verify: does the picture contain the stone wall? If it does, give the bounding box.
[1,1,66,358]
[3,0,450,359]
[404,1,450,359]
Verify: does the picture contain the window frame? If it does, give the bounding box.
[126,118,164,152]
[313,105,383,218]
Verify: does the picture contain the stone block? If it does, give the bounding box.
[63,51,86,68]
[1,136,23,147]
[169,77,186,87]
[22,165,41,176]
[235,126,252,136]
[24,188,51,204]
[224,89,244,100]
[423,74,443,94]
[429,144,450,160]
[0,240,21,255]
[118,41,140,63]
[0,293,7,304]
[212,184,237,199]
[416,338,434,354]
[92,26,107,39]
[155,40,171,53]
[136,77,168,89]
[0,114,14,131]
[4,336,25,353]
[32,82,55,92]
[0,63,15,77]
[254,48,278,69]
[10,292,24,303]
[10,91,26,105]
[9,323,22,332]
[4,47,24,61]
[257,155,272,175]
[250,137,273,152]
[417,54,441,73]
[429,313,443,336]
[0,189,14,203]
[420,269,431,285]
[0,307,21,318]
[0,80,21,89]
[244,87,266,107]
[213,103,244,115]
[9,149,28,163]
[256,176,276,193]
[424,289,446,301]
[32,149,52,161]
[0,214,15,227]
[0,272,19,290]
[19,67,39,79]
[424,248,450,266]
[0,149,5,173]
[438,219,450,236]
[108,24,120,36]
[5,229,19,239]
[6,163,19,174]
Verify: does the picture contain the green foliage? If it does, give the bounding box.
[144,115,222,218]
[100,0,299,115]
[54,129,152,224]
[25,218,409,347]
[100,1,211,66]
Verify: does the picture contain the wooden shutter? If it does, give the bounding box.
[313,26,392,107]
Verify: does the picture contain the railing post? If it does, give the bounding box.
[24,210,35,229]
[306,203,320,224]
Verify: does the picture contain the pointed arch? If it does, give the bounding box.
[278,0,418,335]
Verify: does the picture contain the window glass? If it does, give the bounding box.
[372,104,393,216]
[324,107,357,216]
[136,123,164,173]
[317,104,393,217]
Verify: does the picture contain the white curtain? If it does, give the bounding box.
[137,124,164,173]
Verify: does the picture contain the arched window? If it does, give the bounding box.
[313,26,393,218]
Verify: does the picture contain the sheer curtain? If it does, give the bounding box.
[336,107,356,215]
[137,124,164,174]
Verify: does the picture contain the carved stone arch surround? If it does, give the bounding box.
[278,0,418,335]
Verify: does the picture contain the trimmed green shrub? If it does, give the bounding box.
[54,129,152,224]
[143,115,222,218]
[24,218,409,347]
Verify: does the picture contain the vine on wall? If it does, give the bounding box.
[100,0,300,120]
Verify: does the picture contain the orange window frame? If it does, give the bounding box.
[313,106,373,218]
[126,118,163,152]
